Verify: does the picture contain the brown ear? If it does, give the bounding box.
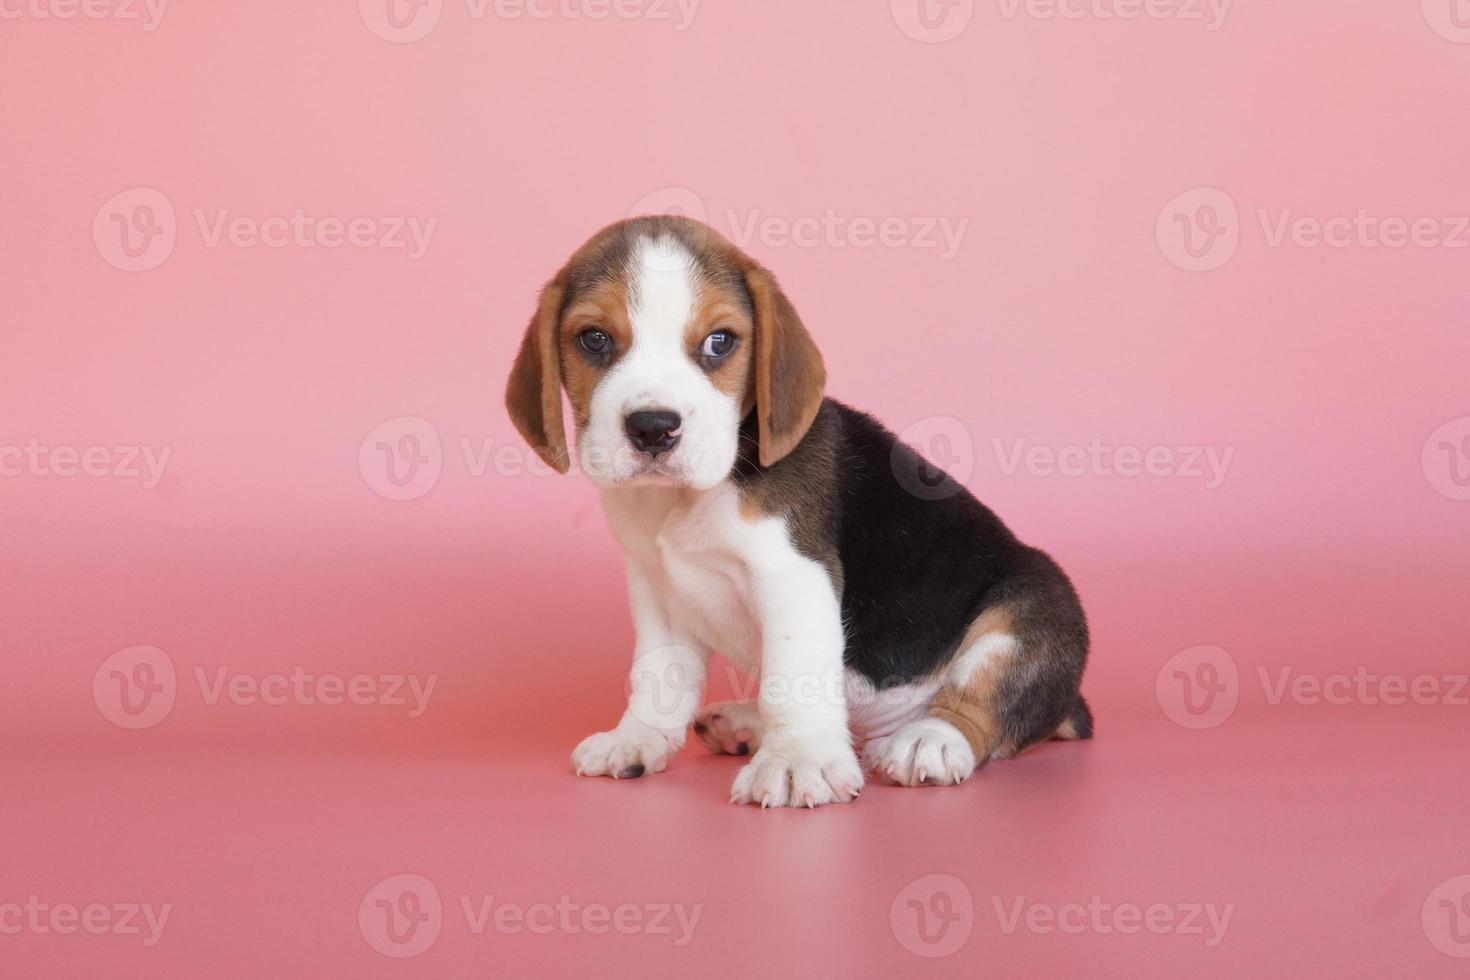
[746,265,826,467]
[505,280,570,473]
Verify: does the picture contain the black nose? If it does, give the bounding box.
[624,410,682,456]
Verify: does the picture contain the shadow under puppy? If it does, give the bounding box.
[506,215,1091,809]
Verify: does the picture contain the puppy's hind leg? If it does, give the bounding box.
[873,549,1091,787]
[691,700,763,757]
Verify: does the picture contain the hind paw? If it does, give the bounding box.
[691,700,763,756]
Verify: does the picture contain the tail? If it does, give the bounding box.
[1052,696,1094,741]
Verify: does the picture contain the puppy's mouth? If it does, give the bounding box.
[577,435,706,488]
[624,449,688,484]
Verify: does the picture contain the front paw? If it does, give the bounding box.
[572,722,682,779]
[729,731,863,808]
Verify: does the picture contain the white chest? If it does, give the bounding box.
[601,483,765,666]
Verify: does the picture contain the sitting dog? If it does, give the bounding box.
[506,215,1091,808]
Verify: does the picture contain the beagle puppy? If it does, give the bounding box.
[506,215,1091,809]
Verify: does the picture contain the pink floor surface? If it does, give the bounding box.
[6,533,1469,978]
[7,1,1470,976]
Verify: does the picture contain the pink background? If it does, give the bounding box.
[4,0,1470,976]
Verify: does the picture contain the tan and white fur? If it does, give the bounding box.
[506,216,1092,809]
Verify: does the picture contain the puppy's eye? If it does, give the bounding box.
[700,331,735,360]
[578,329,613,356]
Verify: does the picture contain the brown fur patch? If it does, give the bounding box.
[960,606,1015,649]
[504,280,570,472]
[557,280,633,429]
[684,294,754,403]
[746,267,825,466]
[927,606,1020,760]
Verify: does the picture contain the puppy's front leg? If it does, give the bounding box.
[572,560,707,779]
[730,558,862,808]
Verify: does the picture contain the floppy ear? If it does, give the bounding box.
[505,279,570,474]
[746,265,826,467]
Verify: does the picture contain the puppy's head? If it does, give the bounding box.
[506,216,825,489]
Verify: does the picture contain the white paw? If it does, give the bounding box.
[865,718,976,787]
[729,730,863,808]
[572,722,682,779]
[692,700,764,756]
